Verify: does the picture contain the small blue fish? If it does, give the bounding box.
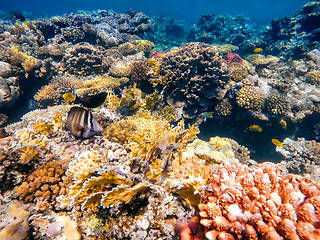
[199,112,214,122]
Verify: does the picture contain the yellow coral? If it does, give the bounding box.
[132,40,155,55]
[75,75,129,96]
[306,70,320,84]
[103,120,137,145]
[246,54,279,65]
[215,44,239,54]
[229,62,248,81]
[236,86,264,112]
[16,146,41,163]
[52,112,65,132]
[32,120,54,136]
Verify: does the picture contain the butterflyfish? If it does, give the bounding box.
[279,119,287,129]
[272,139,283,148]
[66,106,103,139]
[62,92,76,103]
[76,92,107,109]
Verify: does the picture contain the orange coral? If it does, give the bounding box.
[198,162,320,240]
[17,160,71,210]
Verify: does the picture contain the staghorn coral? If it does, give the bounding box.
[103,120,137,145]
[306,70,320,84]
[236,85,264,112]
[264,94,288,115]
[199,162,320,240]
[61,42,107,76]
[126,109,199,161]
[75,75,129,96]
[17,159,71,210]
[156,42,232,119]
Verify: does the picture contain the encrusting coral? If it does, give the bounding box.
[198,161,320,240]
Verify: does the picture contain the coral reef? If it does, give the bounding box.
[156,42,232,119]
[199,161,320,240]
[236,85,264,112]
[277,138,320,182]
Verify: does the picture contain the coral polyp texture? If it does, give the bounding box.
[156,42,232,119]
[199,162,320,240]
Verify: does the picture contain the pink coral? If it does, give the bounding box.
[198,162,320,240]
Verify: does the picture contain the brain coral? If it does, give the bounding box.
[157,42,232,119]
[199,162,320,240]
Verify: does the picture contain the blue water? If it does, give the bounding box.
[1,0,311,25]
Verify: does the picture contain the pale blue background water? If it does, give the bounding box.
[1,0,311,25]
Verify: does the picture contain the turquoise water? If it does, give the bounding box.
[1,0,310,25]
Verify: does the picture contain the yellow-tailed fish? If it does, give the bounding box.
[62,92,76,103]
[248,124,262,132]
[254,47,263,53]
[279,119,287,129]
[66,106,103,139]
[272,139,283,148]
[200,112,213,122]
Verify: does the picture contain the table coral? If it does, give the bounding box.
[156,42,232,119]
[199,162,320,240]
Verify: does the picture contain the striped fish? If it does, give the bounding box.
[66,106,103,139]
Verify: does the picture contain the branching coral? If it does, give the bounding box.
[156,42,232,119]
[198,162,320,240]
[32,120,54,136]
[228,62,248,81]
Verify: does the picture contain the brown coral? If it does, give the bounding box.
[228,62,248,81]
[199,162,320,240]
[61,42,107,76]
[157,42,232,119]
